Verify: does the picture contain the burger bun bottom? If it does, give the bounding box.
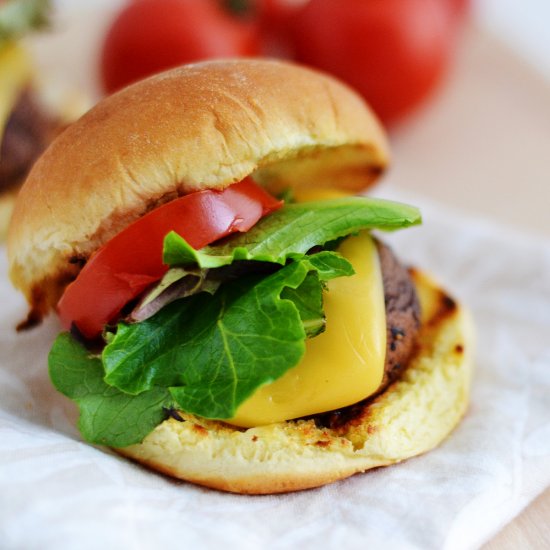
[117,269,474,494]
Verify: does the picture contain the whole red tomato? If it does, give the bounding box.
[291,0,457,125]
[450,0,471,18]
[256,0,308,55]
[101,0,260,94]
[257,0,308,32]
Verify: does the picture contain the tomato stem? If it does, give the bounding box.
[221,0,255,18]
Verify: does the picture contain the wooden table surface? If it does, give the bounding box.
[484,489,550,549]
[384,24,550,548]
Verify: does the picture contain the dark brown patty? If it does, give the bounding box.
[377,239,421,387]
[0,89,58,192]
[316,238,421,429]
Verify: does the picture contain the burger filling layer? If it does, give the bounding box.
[231,232,387,427]
[48,187,422,448]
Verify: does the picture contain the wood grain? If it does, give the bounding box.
[484,489,550,549]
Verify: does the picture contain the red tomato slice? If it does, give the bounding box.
[58,178,282,339]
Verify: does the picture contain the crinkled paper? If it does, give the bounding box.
[1,195,549,550]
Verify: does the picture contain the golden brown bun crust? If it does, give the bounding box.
[118,270,474,494]
[8,59,388,317]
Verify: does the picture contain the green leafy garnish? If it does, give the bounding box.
[140,195,418,320]
[102,252,353,419]
[49,333,172,447]
[163,197,421,269]
[130,266,219,322]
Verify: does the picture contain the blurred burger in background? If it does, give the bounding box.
[0,0,81,238]
[100,0,470,126]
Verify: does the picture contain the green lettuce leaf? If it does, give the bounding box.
[102,252,353,419]
[280,272,324,338]
[163,196,421,269]
[49,333,172,447]
[129,266,220,323]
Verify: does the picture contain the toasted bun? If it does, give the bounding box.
[8,59,388,318]
[118,270,474,494]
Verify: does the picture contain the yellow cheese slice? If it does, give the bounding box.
[229,231,386,427]
[0,43,33,145]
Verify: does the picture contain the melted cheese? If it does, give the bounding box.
[229,231,386,427]
[0,43,33,144]
[292,186,350,202]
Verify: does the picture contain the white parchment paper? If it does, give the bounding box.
[1,194,549,550]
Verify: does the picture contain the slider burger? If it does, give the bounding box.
[8,59,473,494]
[0,0,73,238]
